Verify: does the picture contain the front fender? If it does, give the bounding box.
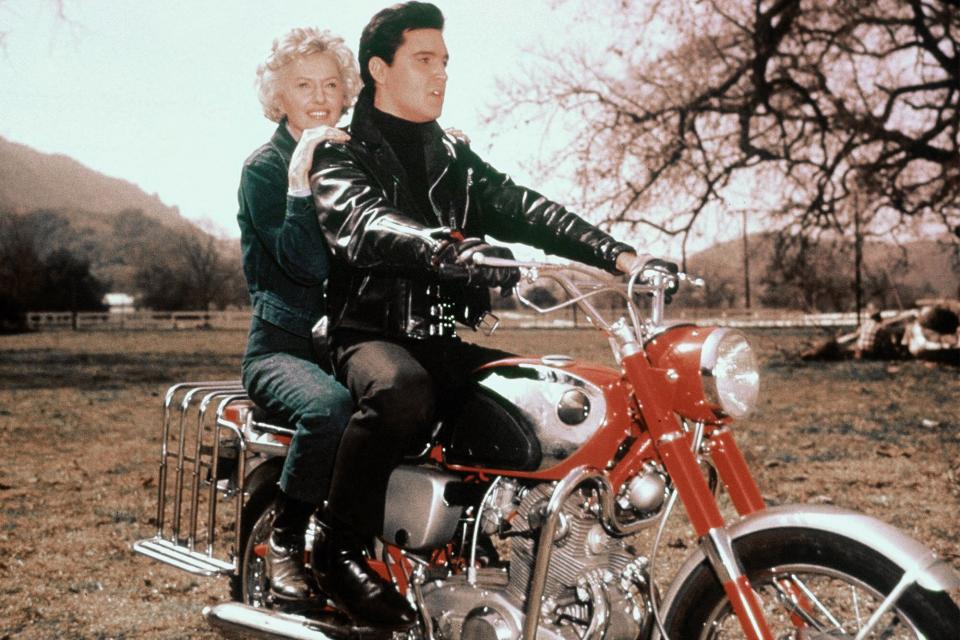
[658,504,960,620]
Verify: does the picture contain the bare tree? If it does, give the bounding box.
[0,210,106,330]
[488,0,960,266]
[135,228,242,311]
[1,0,79,52]
[0,211,45,307]
[178,233,231,311]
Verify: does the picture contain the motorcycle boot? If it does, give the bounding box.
[266,493,315,601]
[311,519,417,629]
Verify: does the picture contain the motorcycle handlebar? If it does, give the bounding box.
[471,252,702,332]
[471,252,703,290]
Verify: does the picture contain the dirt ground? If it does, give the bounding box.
[0,327,958,639]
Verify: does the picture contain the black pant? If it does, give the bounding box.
[326,331,511,536]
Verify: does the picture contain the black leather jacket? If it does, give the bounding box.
[311,97,633,338]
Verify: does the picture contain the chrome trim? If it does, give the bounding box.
[699,327,732,410]
[475,364,608,470]
[649,488,680,640]
[411,564,437,640]
[658,431,685,444]
[469,477,502,586]
[541,354,574,367]
[699,328,758,418]
[577,569,609,639]
[247,420,296,437]
[203,602,339,640]
[382,466,463,551]
[136,381,294,578]
[699,327,731,373]
[853,568,920,640]
[701,527,741,585]
[171,384,237,540]
[210,394,248,557]
[653,504,960,639]
[188,389,245,552]
[521,465,666,640]
[132,538,235,576]
[522,467,596,640]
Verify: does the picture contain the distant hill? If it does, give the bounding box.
[0,137,243,305]
[686,232,959,309]
[0,136,186,228]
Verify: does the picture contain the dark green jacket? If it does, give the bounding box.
[238,121,330,338]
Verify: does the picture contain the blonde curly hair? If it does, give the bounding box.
[255,27,362,123]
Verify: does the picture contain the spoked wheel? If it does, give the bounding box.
[239,497,276,606]
[228,482,278,605]
[663,528,959,639]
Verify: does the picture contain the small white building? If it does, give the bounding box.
[102,292,135,313]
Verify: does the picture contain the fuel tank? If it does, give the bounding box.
[441,356,612,472]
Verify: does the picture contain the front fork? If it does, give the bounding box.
[621,352,775,640]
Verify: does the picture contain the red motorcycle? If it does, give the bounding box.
[134,258,960,639]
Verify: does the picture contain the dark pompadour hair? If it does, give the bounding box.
[358,2,445,99]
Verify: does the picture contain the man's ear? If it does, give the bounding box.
[368,56,387,85]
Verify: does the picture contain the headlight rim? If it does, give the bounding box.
[699,328,759,419]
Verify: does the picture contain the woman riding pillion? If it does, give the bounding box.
[237,27,358,602]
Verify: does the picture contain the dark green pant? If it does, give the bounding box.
[242,317,352,505]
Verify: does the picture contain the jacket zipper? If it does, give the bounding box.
[427,164,449,229]
[462,167,473,232]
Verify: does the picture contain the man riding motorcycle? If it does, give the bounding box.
[308,1,648,630]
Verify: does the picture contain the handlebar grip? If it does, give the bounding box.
[436,262,469,282]
[471,252,519,268]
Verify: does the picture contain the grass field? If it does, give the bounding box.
[1,327,958,638]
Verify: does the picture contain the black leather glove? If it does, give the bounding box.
[637,256,680,304]
[436,238,521,293]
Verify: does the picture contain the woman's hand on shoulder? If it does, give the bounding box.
[288,126,351,192]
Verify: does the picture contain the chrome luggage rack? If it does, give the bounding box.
[133,381,294,576]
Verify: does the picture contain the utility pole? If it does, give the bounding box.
[853,195,864,324]
[742,210,751,309]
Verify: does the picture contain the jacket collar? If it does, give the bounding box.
[350,94,446,150]
[348,95,460,216]
[271,117,297,158]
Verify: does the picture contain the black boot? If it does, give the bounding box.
[312,519,417,629]
[266,493,314,601]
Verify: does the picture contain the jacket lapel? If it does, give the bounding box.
[348,99,426,222]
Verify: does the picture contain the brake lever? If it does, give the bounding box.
[679,272,705,288]
[637,265,705,291]
[472,252,541,283]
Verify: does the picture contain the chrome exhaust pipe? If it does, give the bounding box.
[203,602,340,640]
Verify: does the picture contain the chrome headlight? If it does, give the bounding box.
[700,329,759,418]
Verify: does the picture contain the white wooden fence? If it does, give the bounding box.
[26,310,253,331]
[496,309,864,330]
[25,308,865,331]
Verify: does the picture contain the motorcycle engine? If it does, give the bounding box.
[420,482,649,640]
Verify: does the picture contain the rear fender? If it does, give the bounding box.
[242,457,283,503]
[658,504,960,622]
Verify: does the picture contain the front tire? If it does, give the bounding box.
[663,527,959,639]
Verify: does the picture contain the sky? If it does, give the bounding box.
[0,0,723,255]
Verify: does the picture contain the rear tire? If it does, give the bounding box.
[663,527,959,639]
[228,482,278,604]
